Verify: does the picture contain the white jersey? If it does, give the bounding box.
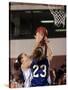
[22,68,32,87]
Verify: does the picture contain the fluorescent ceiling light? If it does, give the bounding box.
[40,20,54,23]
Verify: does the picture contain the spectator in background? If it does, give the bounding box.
[55,64,66,85]
[50,68,56,85]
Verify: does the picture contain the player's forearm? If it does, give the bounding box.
[47,45,53,61]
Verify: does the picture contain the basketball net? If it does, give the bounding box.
[48,5,65,27]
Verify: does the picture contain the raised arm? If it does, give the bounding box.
[47,44,53,62]
[43,36,53,62]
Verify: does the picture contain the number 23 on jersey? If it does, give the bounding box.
[33,65,47,78]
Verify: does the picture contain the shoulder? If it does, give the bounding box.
[41,57,49,66]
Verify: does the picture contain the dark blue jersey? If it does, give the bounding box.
[30,57,49,86]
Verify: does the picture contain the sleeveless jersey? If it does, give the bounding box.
[30,57,49,86]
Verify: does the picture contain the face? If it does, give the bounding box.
[20,53,29,64]
[35,32,44,43]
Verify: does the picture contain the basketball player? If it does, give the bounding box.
[30,47,49,86]
[10,53,32,88]
[32,26,53,62]
[17,53,32,87]
[30,26,53,86]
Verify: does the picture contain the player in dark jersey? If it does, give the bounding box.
[30,26,53,86]
[31,58,49,86]
[30,47,49,86]
[32,26,53,62]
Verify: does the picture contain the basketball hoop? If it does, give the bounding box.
[48,5,65,27]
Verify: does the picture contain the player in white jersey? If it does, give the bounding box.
[17,53,32,87]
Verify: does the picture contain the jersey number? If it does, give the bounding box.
[33,65,46,78]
